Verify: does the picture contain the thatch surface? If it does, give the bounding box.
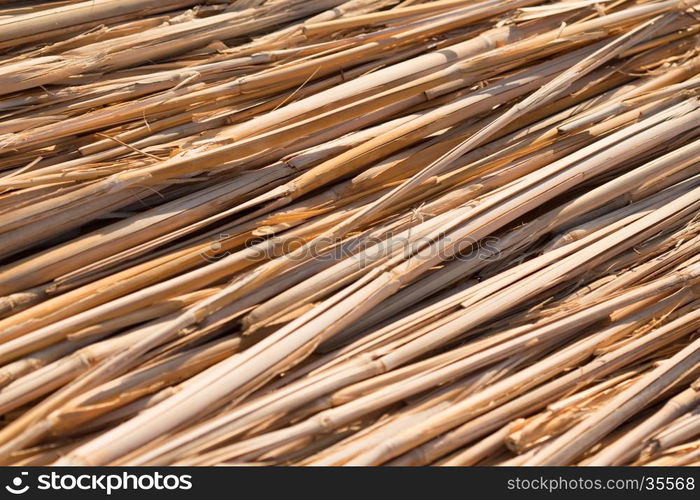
[0,0,699,465]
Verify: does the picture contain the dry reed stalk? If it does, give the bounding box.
[393,296,700,465]
[588,377,700,464]
[94,262,700,464]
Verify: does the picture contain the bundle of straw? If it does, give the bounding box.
[0,0,699,466]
